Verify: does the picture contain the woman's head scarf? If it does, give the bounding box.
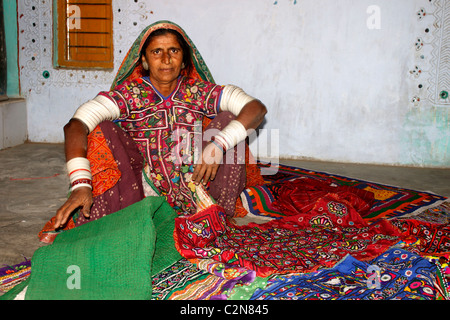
[111,20,215,89]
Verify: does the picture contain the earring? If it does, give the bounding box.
[182,63,186,69]
[142,61,149,70]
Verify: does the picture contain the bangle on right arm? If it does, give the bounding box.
[66,157,93,191]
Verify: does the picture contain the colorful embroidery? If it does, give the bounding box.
[151,258,255,300]
[253,163,447,222]
[327,201,348,217]
[175,192,403,277]
[98,76,222,215]
[391,218,450,256]
[87,126,121,197]
[250,248,438,300]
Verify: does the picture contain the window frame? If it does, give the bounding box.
[53,0,114,70]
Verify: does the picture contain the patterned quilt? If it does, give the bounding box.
[250,248,439,300]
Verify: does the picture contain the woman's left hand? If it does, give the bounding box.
[192,142,224,185]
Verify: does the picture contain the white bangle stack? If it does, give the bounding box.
[213,85,254,152]
[212,120,248,152]
[72,95,121,133]
[66,157,93,191]
[220,85,255,116]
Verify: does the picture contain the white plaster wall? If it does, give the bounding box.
[17,0,450,167]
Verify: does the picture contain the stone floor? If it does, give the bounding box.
[1,142,449,267]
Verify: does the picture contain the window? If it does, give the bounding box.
[54,0,113,69]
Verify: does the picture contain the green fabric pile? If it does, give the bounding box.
[4,196,181,300]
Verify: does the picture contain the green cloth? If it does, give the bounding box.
[24,196,181,300]
[151,198,183,276]
[227,276,269,300]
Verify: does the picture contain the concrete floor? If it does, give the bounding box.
[1,143,449,267]
[0,143,68,267]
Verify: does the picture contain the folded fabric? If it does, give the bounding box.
[152,199,183,275]
[391,218,450,257]
[175,191,402,277]
[239,177,375,220]
[25,196,180,300]
[273,177,375,217]
[240,184,284,218]
[152,258,256,300]
[250,248,438,300]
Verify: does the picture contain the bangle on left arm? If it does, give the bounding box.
[213,120,247,152]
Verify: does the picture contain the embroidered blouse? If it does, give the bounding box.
[97,76,223,214]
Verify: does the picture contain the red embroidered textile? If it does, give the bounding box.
[273,177,375,217]
[174,191,402,277]
[174,204,230,257]
[38,216,76,244]
[391,218,450,257]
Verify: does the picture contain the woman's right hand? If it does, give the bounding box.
[54,187,93,229]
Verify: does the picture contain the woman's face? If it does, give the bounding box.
[141,33,184,93]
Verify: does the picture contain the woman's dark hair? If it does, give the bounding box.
[141,28,193,76]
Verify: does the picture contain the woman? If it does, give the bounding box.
[52,21,267,230]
